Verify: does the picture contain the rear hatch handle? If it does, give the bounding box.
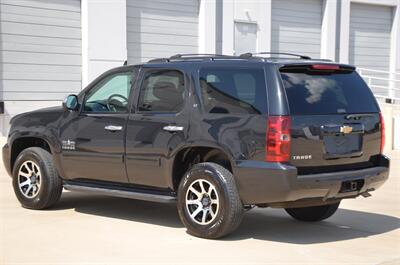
[321,124,364,135]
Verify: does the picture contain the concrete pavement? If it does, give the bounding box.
[0,138,399,264]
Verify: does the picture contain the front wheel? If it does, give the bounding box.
[285,202,340,222]
[177,162,244,239]
[12,147,63,210]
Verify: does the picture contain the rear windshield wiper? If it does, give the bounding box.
[345,113,375,120]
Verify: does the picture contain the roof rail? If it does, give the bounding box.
[240,52,311,60]
[148,58,170,63]
[148,54,240,63]
[147,53,314,64]
[169,53,237,59]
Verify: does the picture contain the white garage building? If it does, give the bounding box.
[0,0,400,148]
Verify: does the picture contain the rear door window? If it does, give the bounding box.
[280,69,379,115]
[138,70,185,113]
[199,68,267,114]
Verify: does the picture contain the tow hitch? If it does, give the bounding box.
[339,179,364,193]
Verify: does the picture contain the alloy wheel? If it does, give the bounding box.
[185,179,220,225]
[18,160,42,199]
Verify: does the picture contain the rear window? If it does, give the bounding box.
[280,70,379,115]
[199,68,267,114]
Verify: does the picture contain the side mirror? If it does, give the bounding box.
[63,94,79,111]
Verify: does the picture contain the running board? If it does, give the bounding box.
[63,182,176,203]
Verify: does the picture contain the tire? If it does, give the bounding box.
[177,162,244,239]
[12,147,63,210]
[285,202,340,222]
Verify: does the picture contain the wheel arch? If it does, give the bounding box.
[10,136,53,173]
[171,144,235,191]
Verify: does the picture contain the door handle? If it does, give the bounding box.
[104,125,123,132]
[163,125,184,132]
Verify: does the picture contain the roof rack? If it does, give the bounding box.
[170,53,233,59]
[148,53,240,63]
[147,52,315,63]
[148,58,170,63]
[240,52,311,60]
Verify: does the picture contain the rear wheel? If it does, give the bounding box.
[285,202,340,222]
[177,162,244,239]
[12,147,63,210]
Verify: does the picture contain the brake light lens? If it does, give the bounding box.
[266,116,291,162]
[310,64,340,70]
[379,112,385,153]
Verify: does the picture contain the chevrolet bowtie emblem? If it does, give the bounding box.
[340,125,353,134]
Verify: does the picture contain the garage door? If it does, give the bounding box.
[350,3,393,71]
[350,3,393,97]
[271,0,322,59]
[0,0,82,101]
[126,0,199,64]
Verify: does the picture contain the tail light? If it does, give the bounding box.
[379,112,385,153]
[266,116,291,162]
[310,64,340,71]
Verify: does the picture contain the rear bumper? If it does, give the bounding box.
[233,155,390,205]
[2,143,12,177]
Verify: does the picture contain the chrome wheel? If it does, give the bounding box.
[185,179,220,225]
[18,160,41,199]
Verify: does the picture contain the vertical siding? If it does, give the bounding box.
[126,0,199,64]
[271,0,322,59]
[0,0,82,101]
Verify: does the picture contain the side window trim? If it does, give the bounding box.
[127,66,141,114]
[135,68,187,114]
[81,69,137,115]
[130,67,145,114]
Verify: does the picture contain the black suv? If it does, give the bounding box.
[2,53,389,239]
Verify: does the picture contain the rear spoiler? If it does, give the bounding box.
[280,64,355,73]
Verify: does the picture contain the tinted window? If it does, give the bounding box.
[138,70,185,112]
[199,68,267,114]
[84,72,133,113]
[280,71,379,115]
